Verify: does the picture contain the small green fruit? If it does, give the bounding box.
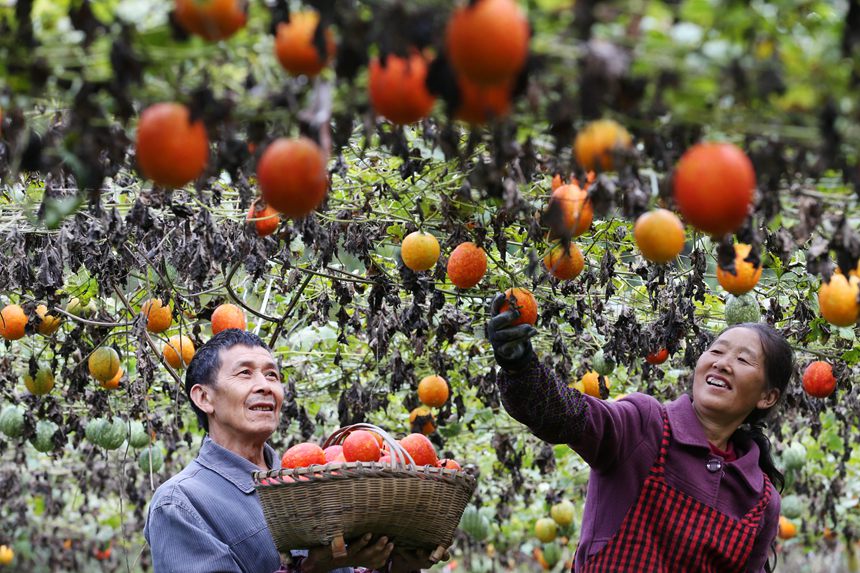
[139,445,164,473]
[32,420,58,453]
[725,293,761,326]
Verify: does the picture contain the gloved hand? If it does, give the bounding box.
[487,293,538,372]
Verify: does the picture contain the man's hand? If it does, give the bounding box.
[388,547,449,573]
[487,293,538,371]
[302,534,393,573]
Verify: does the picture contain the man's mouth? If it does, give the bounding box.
[248,403,275,412]
[706,375,732,390]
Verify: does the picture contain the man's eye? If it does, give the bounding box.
[266,372,279,379]
[239,369,251,376]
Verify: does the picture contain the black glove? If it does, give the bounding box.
[487,293,538,372]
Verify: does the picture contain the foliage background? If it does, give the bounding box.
[1,0,860,571]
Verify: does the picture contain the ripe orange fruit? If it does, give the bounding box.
[0,304,27,340]
[802,361,836,398]
[163,335,196,369]
[100,367,123,390]
[24,368,55,395]
[174,0,247,41]
[211,303,246,334]
[574,119,632,172]
[446,0,529,86]
[418,375,450,408]
[447,242,488,288]
[572,371,604,398]
[778,516,797,540]
[633,209,685,264]
[646,348,669,365]
[401,231,441,271]
[140,298,173,334]
[543,242,584,280]
[437,458,462,470]
[257,137,328,219]
[716,243,763,295]
[409,406,437,435]
[35,304,61,336]
[454,76,512,125]
[499,288,538,326]
[818,272,860,326]
[247,202,280,237]
[673,142,755,236]
[136,103,208,188]
[369,53,436,125]
[342,430,382,462]
[281,442,326,468]
[400,433,438,466]
[274,11,335,77]
[546,184,593,239]
[88,347,121,383]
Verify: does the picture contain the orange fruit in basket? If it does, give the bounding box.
[437,458,462,470]
[400,433,438,467]
[417,375,449,408]
[323,445,343,463]
[281,442,326,468]
[343,430,381,462]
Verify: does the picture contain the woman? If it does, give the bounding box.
[486,294,793,572]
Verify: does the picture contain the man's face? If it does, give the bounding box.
[204,345,284,442]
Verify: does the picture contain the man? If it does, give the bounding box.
[144,329,431,572]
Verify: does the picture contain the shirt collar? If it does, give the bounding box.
[666,394,764,493]
[196,435,281,494]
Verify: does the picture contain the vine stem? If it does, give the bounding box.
[224,261,281,322]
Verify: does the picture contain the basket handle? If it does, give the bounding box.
[323,423,416,466]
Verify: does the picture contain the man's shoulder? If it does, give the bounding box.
[149,457,209,512]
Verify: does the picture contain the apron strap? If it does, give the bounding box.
[648,407,672,478]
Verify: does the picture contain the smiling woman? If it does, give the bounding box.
[486,295,794,573]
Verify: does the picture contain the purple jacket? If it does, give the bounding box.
[497,355,780,572]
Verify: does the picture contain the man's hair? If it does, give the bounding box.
[185,329,273,433]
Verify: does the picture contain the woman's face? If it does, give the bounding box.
[692,327,779,422]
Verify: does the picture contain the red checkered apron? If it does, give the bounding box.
[580,408,772,572]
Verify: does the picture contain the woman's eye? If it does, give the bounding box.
[739,357,749,364]
[711,349,722,355]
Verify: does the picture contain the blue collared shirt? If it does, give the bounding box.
[144,436,353,573]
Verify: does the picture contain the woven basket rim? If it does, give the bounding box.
[254,460,477,485]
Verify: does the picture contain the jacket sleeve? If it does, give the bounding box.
[746,492,780,572]
[496,353,659,471]
[145,501,244,573]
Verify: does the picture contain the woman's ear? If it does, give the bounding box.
[756,387,780,410]
[190,384,215,415]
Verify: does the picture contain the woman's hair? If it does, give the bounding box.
[715,322,794,573]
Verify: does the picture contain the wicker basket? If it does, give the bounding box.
[253,423,477,562]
